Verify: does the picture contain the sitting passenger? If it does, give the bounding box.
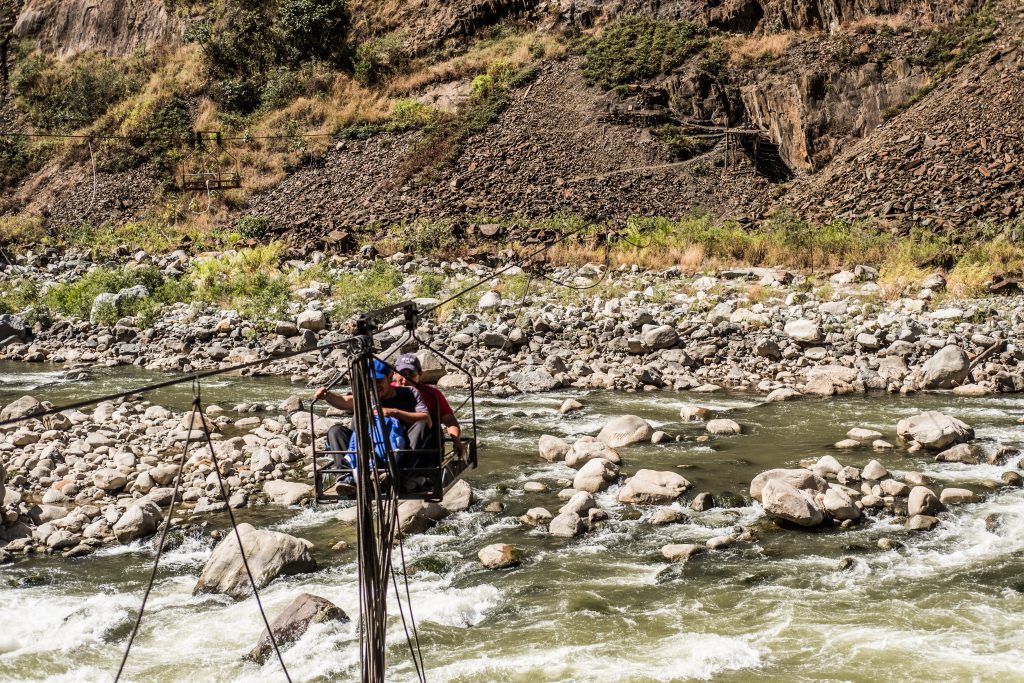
[393,354,466,458]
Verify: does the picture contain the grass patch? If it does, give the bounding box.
[192,242,291,320]
[330,260,404,318]
[582,18,709,88]
[0,215,46,252]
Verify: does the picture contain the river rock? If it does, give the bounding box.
[478,543,521,569]
[908,486,942,516]
[766,387,801,402]
[508,369,559,393]
[879,479,909,497]
[573,458,619,493]
[814,455,843,476]
[706,419,741,435]
[1,395,44,422]
[661,543,704,562]
[921,345,970,389]
[939,488,977,505]
[691,492,716,511]
[596,415,654,448]
[617,469,691,504]
[559,491,597,517]
[896,411,974,450]
[249,593,348,664]
[650,507,687,525]
[549,511,585,538]
[761,480,825,527]
[522,507,552,525]
[112,501,162,544]
[194,524,317,599]
[558,398,583,415]
[861,460,888,480]
[706,535,734,550]
[847,427,882,441]
[93,469,128,493]
[440,480,474,513]
[296,310,325,332]
[398,500,449,535]
[565,436,620,468]
[933,443,980,464]
[785,319,821,343]
[641,325,678,349]
[538,435,570,462]
[263,480,314,506]
[679,406,709,421]
[750,469,827,502]
[823,488,860,521]
[907,514,939,531]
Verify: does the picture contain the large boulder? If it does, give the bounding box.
[784,319,821,343]
[397,500,449,535]
[0,313,29,342]
[194,524,317,599]
[706,419,741,435]
[93,469,128,493]
[507,369,560,393]
[263,480,314,506]
[921,345,970,389]
[249,593,348,664]
[296,309,326,332]
[596,415,654,448]
[617,470,691,505]
[573,458,619,493]
[548,511,585,538]
[749,469,828,502]
[440,480,474,513]
[538,435,570,462]
[662,544,704,563]
[641,325,678,349]
[896,411,974,450]
[823,488,860,521]
[1,395,44,422]
[478,543,521,569]
[565,436,620,468]
[908,486,942,516]
[112,501,163,544]
[761,480,826,528]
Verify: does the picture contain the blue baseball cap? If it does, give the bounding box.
[370,359,391,380]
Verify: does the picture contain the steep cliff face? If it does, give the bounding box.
[13,0,181,59]
[742,58,930,172]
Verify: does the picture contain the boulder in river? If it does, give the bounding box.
[478,543,521,569]
[263,480,314,506]
[761,480,825,528]
[440,480,474,513]
[939,488,977,505]
[398,500,449,535]
[249,593,348,664]
[921,345,970,389]
[661,543,704,563]
[617,470,691,505]
[750,469,827,502]
[538,435,570,462]
[907,486,943,517]
[573,458,619,493]
[0,395,44,422]
[933,443,980,464]
[565,436,620,468]
[896,411,974,450]
[706,419,741,436]
[112,501,162,544]
[549,511,585,538]
[823,488,860,521]
[194,524,317,600]
[596,415,654,448]
[679,406,709,421]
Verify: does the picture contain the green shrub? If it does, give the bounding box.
[386,99,435,132]
[332,260,403,318]
[0,215,46,250]
[42,265,180,321]
[0,278,42,315]
[236,215,271,239]
[11,51,150,131]
[354,31,407,86]
[414,272,446,298]
[279,0,350,65]
[582,18,709,88]
[192,242,290,319]
[98,93,194,172]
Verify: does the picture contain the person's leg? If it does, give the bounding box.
[326,424,353,469]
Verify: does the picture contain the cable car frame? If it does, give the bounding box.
[310,302,478,503]
[178,131,242,192]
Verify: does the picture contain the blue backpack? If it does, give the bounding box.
[345,416,408,470]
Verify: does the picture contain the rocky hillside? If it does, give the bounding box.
[1,0,1019,248]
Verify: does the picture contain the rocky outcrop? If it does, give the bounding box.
[14,0,182,59]
[896,411,974,450]
[761,479,825,527]
[194,524,317,600]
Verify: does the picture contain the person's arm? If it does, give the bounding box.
[441,412,466,456]
[382,387,431,427]
[315,387,354,413]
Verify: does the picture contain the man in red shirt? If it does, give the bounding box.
[394,354,466,457]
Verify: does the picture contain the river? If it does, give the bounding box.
[1,362,1023,682]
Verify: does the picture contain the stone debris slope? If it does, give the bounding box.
[784,9,1024,228]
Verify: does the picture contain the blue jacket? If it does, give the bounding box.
[345,416,408,469]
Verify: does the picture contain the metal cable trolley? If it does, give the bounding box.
[310,302,478,503]
[178,130,242,191]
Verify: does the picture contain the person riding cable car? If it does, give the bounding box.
[393,353,466,458]
[314,357,432,463]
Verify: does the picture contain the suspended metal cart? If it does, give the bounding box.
[178,131,242,191]
[310,302,478,503]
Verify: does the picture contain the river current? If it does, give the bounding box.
[1,363,1022,682]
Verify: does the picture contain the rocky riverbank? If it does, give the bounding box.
[2,249,1024,400]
